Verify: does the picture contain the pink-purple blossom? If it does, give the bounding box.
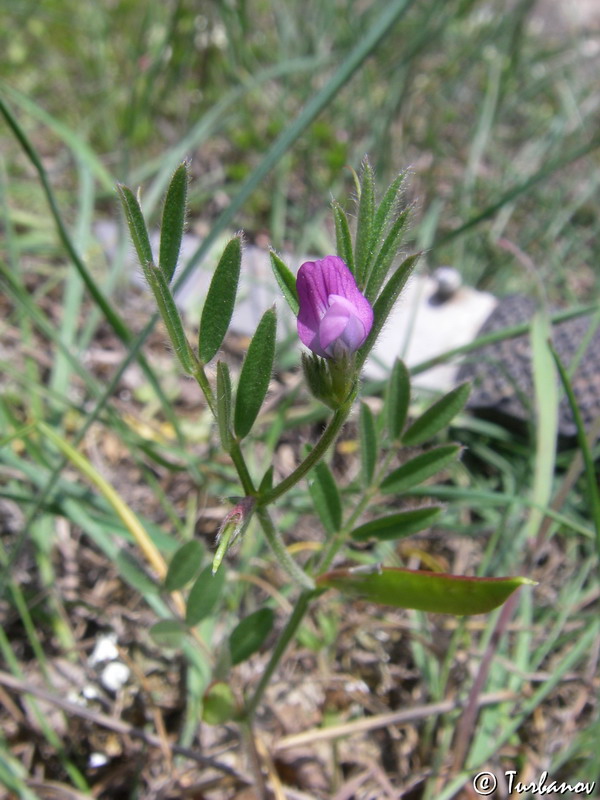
[296,256,374,359]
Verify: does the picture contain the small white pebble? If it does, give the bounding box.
[89,752,109,768]
[82,685,100,700]
[100,662,130,692]
[89,634,119,666]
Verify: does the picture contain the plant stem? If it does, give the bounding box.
[245,588,317,718]
[191,363,216,415]
[260,401,353,505]
[230,439,256,496]
[256,507,315,590]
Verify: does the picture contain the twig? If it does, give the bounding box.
[0,670,250,784]
[274,690,516,750]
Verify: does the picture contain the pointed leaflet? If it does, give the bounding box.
[186,565,226,626]
[351,507,442,541]
[332,201,355,276]
[117,184,153,268]
[385,358,411,440]
[380,444,461,495]
[269,251,299,315]
[354,157,375,286]
[229,608,275,665]
[164,540,203,591]
[234,307,277,439]
[159,162,188,282]
[365,207,411,302]
[359,402,377,487]
[309,460,342,535]
[145,261,196,373]
[316,567,536,615]
[356,254,420,370]
[198,237,242,364]
[402,383,470,447]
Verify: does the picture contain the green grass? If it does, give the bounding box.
[1,0,599,797]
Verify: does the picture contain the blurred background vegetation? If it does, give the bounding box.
[3,0,599,294]
[1,0,599,798]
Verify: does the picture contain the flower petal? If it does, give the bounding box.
[296,256,374,359]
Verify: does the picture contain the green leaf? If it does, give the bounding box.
[385,359,411,440]
[185,565,226,626]
[198,237,242,364]
[149,619,187,649]
[116,184,154,269]
[356,254,420,370]
[372,172,406,243]
[380,444,461,495]
[202,682,239,725]
[229,608,275,665]
[308,461,342,534]
[365,207,411,301]
[359,402,377,487]
[354,157,375,286]
[269,251,299,315]
[216,361,233,451]
[332,201,355,275]
[164,540,203,591]
[350,507,442,541]
[316,567,536,615]
[159,163,188,282]
[145,263,196,373]
[234,307,277,439]
[402,383,470,447]
[259,465,274,494]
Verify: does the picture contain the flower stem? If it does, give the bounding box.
[259,399,354,505]
[244,588,318,718]
[256,507,315,591]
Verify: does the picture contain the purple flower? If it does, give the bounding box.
[296,256,374,359]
